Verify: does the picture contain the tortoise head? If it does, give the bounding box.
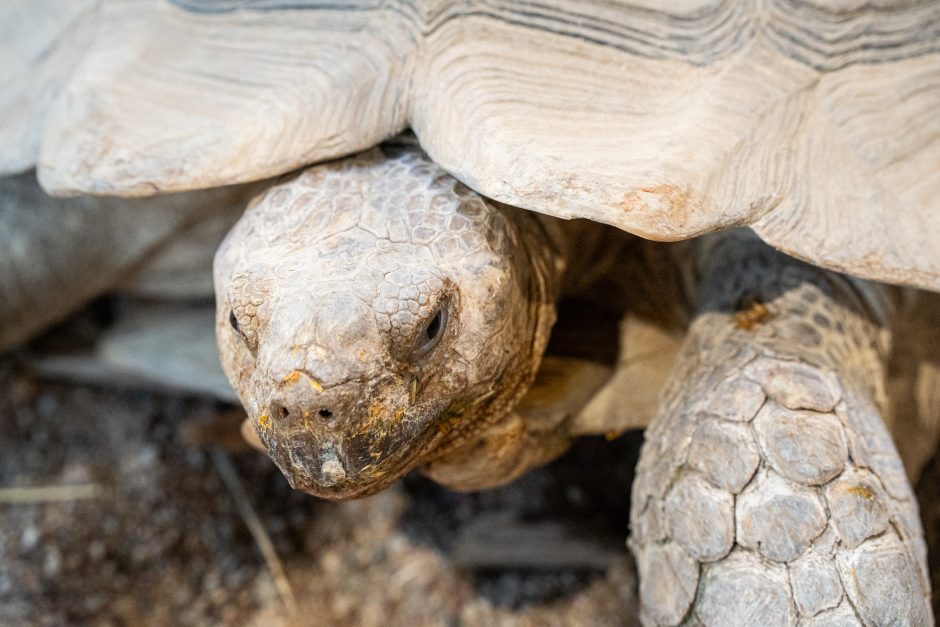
[214,148,560,499]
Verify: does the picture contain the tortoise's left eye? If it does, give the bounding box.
[415,303,448,359]
[229,310,240,333]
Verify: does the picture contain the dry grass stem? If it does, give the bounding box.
[0,484,104,504]
[209,447,297,616]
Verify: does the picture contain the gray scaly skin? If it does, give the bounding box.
[214,146,931,624]
[630,233,931,624]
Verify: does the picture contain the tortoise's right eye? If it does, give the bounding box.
[229,310,240,333]
[414,301,449,359]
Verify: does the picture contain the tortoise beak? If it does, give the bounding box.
[256,422,429,500]
[246,375,438,499]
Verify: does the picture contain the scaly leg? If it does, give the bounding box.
[629,232,931,625]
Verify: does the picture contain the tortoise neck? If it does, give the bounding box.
[541,214,693,330]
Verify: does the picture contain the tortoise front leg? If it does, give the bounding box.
[629,232,931,625]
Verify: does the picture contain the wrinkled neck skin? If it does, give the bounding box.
[214,145,569,499]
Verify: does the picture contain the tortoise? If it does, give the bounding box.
[4,0,940,624]
[213,142,940,625]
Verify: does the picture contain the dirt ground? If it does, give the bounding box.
[2,305,940,626]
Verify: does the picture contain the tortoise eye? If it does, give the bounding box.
[229,309,256,355]
[415,303,448,359]
[425,309,443,341]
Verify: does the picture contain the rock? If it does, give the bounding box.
[100,304,237,402]
[451,513,619,570]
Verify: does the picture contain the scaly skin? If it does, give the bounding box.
[630,232,930,625]
[215,146,931,622]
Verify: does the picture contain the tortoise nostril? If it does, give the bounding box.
[275,405,289,419]
[318,408,333,419]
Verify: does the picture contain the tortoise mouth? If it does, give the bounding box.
[260,416,445,501]
[289,467,407,501]
[278,447,431,501]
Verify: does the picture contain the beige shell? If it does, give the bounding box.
[0,0,97,174]
[3,0,940,291]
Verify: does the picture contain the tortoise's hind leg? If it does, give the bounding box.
[629,232,931,626]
